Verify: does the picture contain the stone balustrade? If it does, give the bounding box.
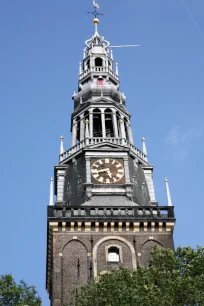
[48,205,175,220]
[59,137,147,162]
[79,67,119,80]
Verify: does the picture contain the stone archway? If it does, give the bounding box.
[93,236,137,278]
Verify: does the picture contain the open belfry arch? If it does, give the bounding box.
[46,4,176,306]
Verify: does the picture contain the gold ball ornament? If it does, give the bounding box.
[93,18,99,24]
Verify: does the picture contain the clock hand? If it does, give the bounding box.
[98,168,110,173]
[107,170,112,178]
[92,168,110,174]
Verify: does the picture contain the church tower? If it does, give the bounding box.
[46,12,176,306]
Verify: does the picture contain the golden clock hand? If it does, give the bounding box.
[97,168,110,173]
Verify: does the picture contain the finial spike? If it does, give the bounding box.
[49,177,54,206]
[60,135,64,154]
[110,49,113,60]
[165,178,173,206]
[142,137,148,161]
[116,63,119,76]
[83,49,86,59]
[79,62,82,74]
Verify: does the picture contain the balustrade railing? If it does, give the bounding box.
[48,205,175,220]
[79,67,119,80]
[59,137,147,162]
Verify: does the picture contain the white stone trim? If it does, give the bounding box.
[93,236,137,278]
[143,168,156,202]
[72,118,77,147]
[92,187,126,193]
[85,152,128,157]
[56,170,66,202]
[85,157,91,183]
[124,158,130,183]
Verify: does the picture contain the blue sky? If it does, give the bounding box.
[0,0,204,305]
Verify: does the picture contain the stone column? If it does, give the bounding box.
[80,113,85,141]
[90,56,94,71]
[89,108,93,138]
[86,157,91,183]
[72,118,77,147]
[101,109,106,138]
[56,170,65,202]
[126,120,134,144]
[112,109,119,138]
[120,117,126,144]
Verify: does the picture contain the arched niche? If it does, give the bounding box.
[62,240,88,304]
[93,236,137,278]
[141,240,163,267]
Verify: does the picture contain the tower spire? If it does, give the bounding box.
[49,177,54,206]
[165,178,173,207]
[142,137,148,162]
[60,135,64,154]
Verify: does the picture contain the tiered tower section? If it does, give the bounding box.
[46,18,176,306]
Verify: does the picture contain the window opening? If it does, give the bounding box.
[105,109,114,137]
[95,57,103,67]
[76,116,80,143]
[93,108,102,137]
[124,117,129,141]
[116,111,121,137]
[108,247,120,263]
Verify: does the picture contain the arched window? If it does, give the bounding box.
[105,108,114,137]
[108,247,120,263]
[95,57,103,67]
[93,108,102,137]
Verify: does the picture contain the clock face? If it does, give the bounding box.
[91,158,125,184]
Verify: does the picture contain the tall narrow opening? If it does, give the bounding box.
[105,108,114,137]
[84,110,89,122]
[76,116,80,143]
[95,57,103,67]
[93,108,102,137]
[124,117,129,141]
[116,111,121,137]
